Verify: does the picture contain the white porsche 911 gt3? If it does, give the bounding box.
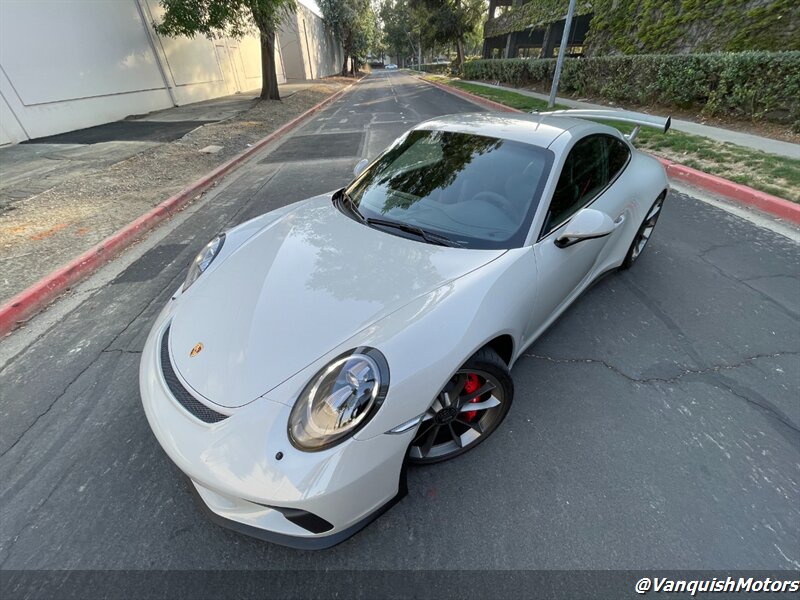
[140,109,670,549]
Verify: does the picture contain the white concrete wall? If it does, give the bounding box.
[299,4,345,78]
[279,3,344,81]
[0,0,340,145]
[140,0,269,106]
[0,0,175,143]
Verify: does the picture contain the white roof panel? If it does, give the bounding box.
[414,112,599,148]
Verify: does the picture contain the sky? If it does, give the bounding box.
[299,0,322,17]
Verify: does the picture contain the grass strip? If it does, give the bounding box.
[422,74,799,202]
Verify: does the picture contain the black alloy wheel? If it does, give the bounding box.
[408,347,513,464]
[621,192,666,269]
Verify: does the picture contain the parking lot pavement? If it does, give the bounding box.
[0,71,798,575]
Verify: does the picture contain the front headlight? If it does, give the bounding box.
[289,348,390,451]
[183,233,225,291]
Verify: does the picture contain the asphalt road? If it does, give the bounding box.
[1,71,799,580]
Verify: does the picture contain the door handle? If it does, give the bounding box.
[614,214,626,228]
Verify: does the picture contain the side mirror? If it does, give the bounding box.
[353,158,369,178]
[555,208,617,248]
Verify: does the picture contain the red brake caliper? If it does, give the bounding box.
[463,373,481,422]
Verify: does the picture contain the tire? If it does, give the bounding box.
[621,191,666,270]
[408,347,514,465]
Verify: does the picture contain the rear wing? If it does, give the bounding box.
[537,109,671,141]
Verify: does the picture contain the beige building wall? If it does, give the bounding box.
[0,0,340,145]
[279,2,344,81]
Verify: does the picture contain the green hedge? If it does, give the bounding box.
[463,52,800,128]
[419,63,452,74]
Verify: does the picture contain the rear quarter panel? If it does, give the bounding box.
[600,148,669,270]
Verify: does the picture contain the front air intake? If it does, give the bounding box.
[160,325,229,424]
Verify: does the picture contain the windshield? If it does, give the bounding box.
[344,129,553,249]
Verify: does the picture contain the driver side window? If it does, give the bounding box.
[541,135,611,237]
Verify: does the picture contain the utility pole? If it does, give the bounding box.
[404,27,422,69]
[547,0,577,108]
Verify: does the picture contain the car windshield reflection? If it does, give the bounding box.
[344,129,554,249]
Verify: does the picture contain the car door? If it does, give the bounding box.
[527,134,630,338]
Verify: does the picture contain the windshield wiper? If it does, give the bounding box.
[336,188,366,223]
[365,217,462,247]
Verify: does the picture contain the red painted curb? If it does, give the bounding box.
[655,158,800,224]
[420,75,800,225]
[0,79,363,337]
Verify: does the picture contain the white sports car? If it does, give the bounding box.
[140,109,670,548]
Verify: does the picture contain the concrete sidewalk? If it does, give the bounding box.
[131,81,320,123]
[0,82,321,212]
[464,80,800,160]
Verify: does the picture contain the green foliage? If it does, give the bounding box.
[484,0,593,38]
[352,3,379,62]
[586,0,800,54]
[379,0,483,66]
[436,78,563,110]
[418,63,451,74]
[319,0,376,73]
[155,0,296,99]
[484,1,799,54]
[408,0,485,64]
[325,0,377,62]
[156,0,295,38]
[378,0,421,62]
[463,52,800,128]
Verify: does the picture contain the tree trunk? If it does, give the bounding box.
[341,33,352,76]
[259,29,280,100]
[456,37,465,67]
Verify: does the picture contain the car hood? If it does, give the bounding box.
[169,197,506,408]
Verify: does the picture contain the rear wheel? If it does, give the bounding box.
[408,347,513,464]
[621,192,666,269]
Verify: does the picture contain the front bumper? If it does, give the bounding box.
[139,305,412,549]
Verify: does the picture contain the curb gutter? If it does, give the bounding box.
[419,75,800,225]
[655,158,800,225]
[423,77,519,113]
[0,78,363,337]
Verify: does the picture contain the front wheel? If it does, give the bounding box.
[408,347,513,464]
[621,192,666,269]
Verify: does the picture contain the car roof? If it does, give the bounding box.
[413,112,607,149]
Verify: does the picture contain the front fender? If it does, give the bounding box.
[173,195,321,299]
[263,247,536,442]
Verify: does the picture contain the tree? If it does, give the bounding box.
[319,0,375,76]
[408,0,484,66]
[155,0,296,101]
[379,0,438,66]
[352,6,379,70]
